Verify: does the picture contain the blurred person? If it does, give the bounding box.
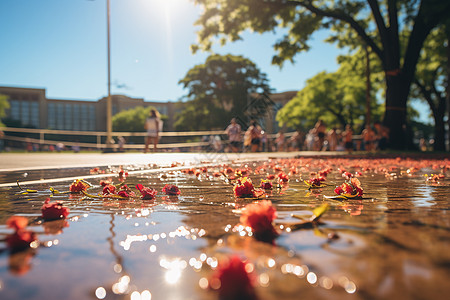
[72,142,80,153]
[225,118,242,153]
[305,129,315,151]
[211,135,223,152]
[289,129,304,151]
[327,127,338,151]
[362,125,376,151]
[314,119,327,151]
[374,121,389,150]
[419,138,427,151]
[261,130,268,152]
[144,109,161,153]
[275,131,286,151]
[246,120,262,152]
[429,138,435,151]
[343,124,354,153]
[56,143,65,152]
[118,136,126,152]
[26,139,33,152]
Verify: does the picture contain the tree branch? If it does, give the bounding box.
[414,78,436,114]
[430,79,445,109]
[325,103,346,125]
[285,0,384,59]
[387,0,400,62]
[367,0,389,49]
[402,4,435,92]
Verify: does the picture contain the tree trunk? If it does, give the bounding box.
[434,109,446,151]
[381,1,439,150]
[365,46,372,125]
[383,71,408,150]
[446,26,450,151]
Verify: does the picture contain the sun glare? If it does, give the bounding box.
[153,0,187,13]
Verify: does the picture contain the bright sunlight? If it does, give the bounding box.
[152,0,189,13]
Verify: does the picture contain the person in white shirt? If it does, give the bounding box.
[225,118,242,152]
[144,109,160,153]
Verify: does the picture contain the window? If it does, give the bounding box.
[20,101,30,126]
[30,102,39,127]
[65,103,72,130]
[88,105,96,130]
[158,105,168,115]
[10,100,20,121]
[81,104,88,131]
[73,104,80,131]
[56,103,64,129]
[48,103,56,129]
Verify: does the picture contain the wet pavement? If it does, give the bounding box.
[0,151,376,172]
[0,153,449,300]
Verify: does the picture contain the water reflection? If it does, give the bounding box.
[338,200,364,216]
[160,257,187,284]
[8,248,36,276]
[0,157,449,299]
[42,219,69,235]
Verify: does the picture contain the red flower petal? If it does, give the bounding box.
[41,199,70,221]
[240,200,278,241]
[162,184,181,195]
[6,216,28,231]
[210,256,256,300]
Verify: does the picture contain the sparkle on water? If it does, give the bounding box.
[0,156,449,299]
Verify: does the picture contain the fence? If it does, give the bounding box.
[0,127,296,152]
[0,127,231,150]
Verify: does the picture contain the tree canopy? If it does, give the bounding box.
[112,106,157,132]
[0,94,10,127]
[411,26,449,151]
[192,0,450,149]
[176,54,271,131]
[276,53,384,131]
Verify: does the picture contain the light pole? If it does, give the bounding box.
[104,0,114,152]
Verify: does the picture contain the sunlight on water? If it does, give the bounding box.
[0,157,449,299]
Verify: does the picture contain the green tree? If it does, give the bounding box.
[277,71,347,130]
[192,0,450,149]
[0,94,10,127]
[411,26,449,151]
[277,65,382,130]
[112,106,155,132]
[277,47,384,130]
[176,54,271,130]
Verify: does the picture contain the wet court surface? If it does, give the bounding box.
[0,156,449,300]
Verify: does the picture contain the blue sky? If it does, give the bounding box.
[0,0,343,100]
[0,0,430,122]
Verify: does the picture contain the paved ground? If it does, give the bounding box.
[0,151,309,171]
[0,150,446,172]
[0,151,356,188]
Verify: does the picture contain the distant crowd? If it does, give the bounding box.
[223,118,391,153]
[0,111,406,154]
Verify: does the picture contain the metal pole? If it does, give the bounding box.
[104,0,113,152]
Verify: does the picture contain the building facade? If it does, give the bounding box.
[0,86,179,131]
[0,85,296,133]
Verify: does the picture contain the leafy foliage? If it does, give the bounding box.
[0,94,10,127]
[192,0,450,149]
[277,49,383,130]
[112,106,156,132]
[176,54,271,130]
[410,26,449,150]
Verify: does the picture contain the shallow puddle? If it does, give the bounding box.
[0,157,449,299]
